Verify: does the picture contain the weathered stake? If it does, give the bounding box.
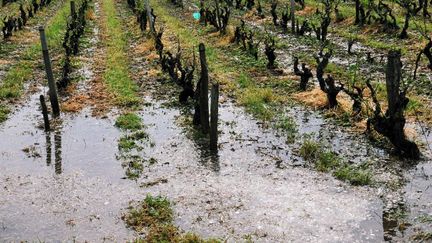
[199,43,210,134]
[210,83,219,151]
[70,1,76,16]
[214,0,222,31]
[290,0,295,33]
[39,26,60,117]
[145,0,155,34]
[39,95,50,131]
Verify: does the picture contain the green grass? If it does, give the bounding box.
[333,164,372,186]
[101,0,139,107]
[299,138,373,185]
[412,232,432,241]
[118,130,149,151]
[275,115,298,143]
[124,194,173,231]
[115,112,151,180]
[0,0,69,122]
[124,194,220,242]
[316,151,341,172]
[115,113,143,131]
[122,155,145,180]
[118,136,139,151]
[239,87,275,120]
[0,105,10,123]
[299,138,321,161]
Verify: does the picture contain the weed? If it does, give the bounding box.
[115,113,142,131]
[102,0,140,106]
[0,105,10,123]
[125,194,220,242]
[299,138,372,185]
[276,115,298,143]
[124,158,145,180]
[412,231,432,241]
[118,136,138,151]
[316,151,341,172]
[124,194,173,231]
[144,224,180,243]
[239,87,275,120]
[333,164,373,186]
[299,139,321,161]
[406,98,423,113]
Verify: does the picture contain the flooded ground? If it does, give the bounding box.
[1,0,432,242]
[0,90,385,241]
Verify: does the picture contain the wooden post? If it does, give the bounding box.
[290,0,295,33]
[210,83,219,151]
[214,0,222,31]
[385,50,402,117]
[199,43,209,134]
[39,95,50,131]
[39,26,60,117]
[70,1,76,16]
[145,0,155,34]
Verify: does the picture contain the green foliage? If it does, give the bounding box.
[316,151,341,172]
[115,113,143,131]
[0,104,10,123]
[125,194,220,242]
[406,98,423,113]
[239,87,275,120]
[300,138,373,185]
[124,195,173,231]
[237,72,252,88]
[276,115,298,143]
[333,164,372,186]
[299,139,321,161]
[0,0,70,102]
[124,157,145,180]
[102,0,139,106]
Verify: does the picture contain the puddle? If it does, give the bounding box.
[1,2,431,242]
[130,100,384,242]
[0,91,142,241]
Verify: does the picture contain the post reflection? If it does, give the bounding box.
[45,133,51,166]
[54,130,62,174]
[45,128,62,174]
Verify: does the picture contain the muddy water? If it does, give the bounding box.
[0,91,143,241]
[0,2,430,243]
[1,2,142,240]
[0,89,383,242]
[130,99,384,242]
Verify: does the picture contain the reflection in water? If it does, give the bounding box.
[54,130,62,174]
[45,133,51,166]
[45,129,63,174]
[198,149,220,172]
[178,106,220,172]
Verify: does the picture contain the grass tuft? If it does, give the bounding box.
[0,105,10,123]
[275,115,298,143]
[101,0,140,107]
[239,87,275,120]
[115,113,142,131]
[333,164,372,186]
[124,193,220,242]
[299,138,373,185]
[124,195,173,231]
